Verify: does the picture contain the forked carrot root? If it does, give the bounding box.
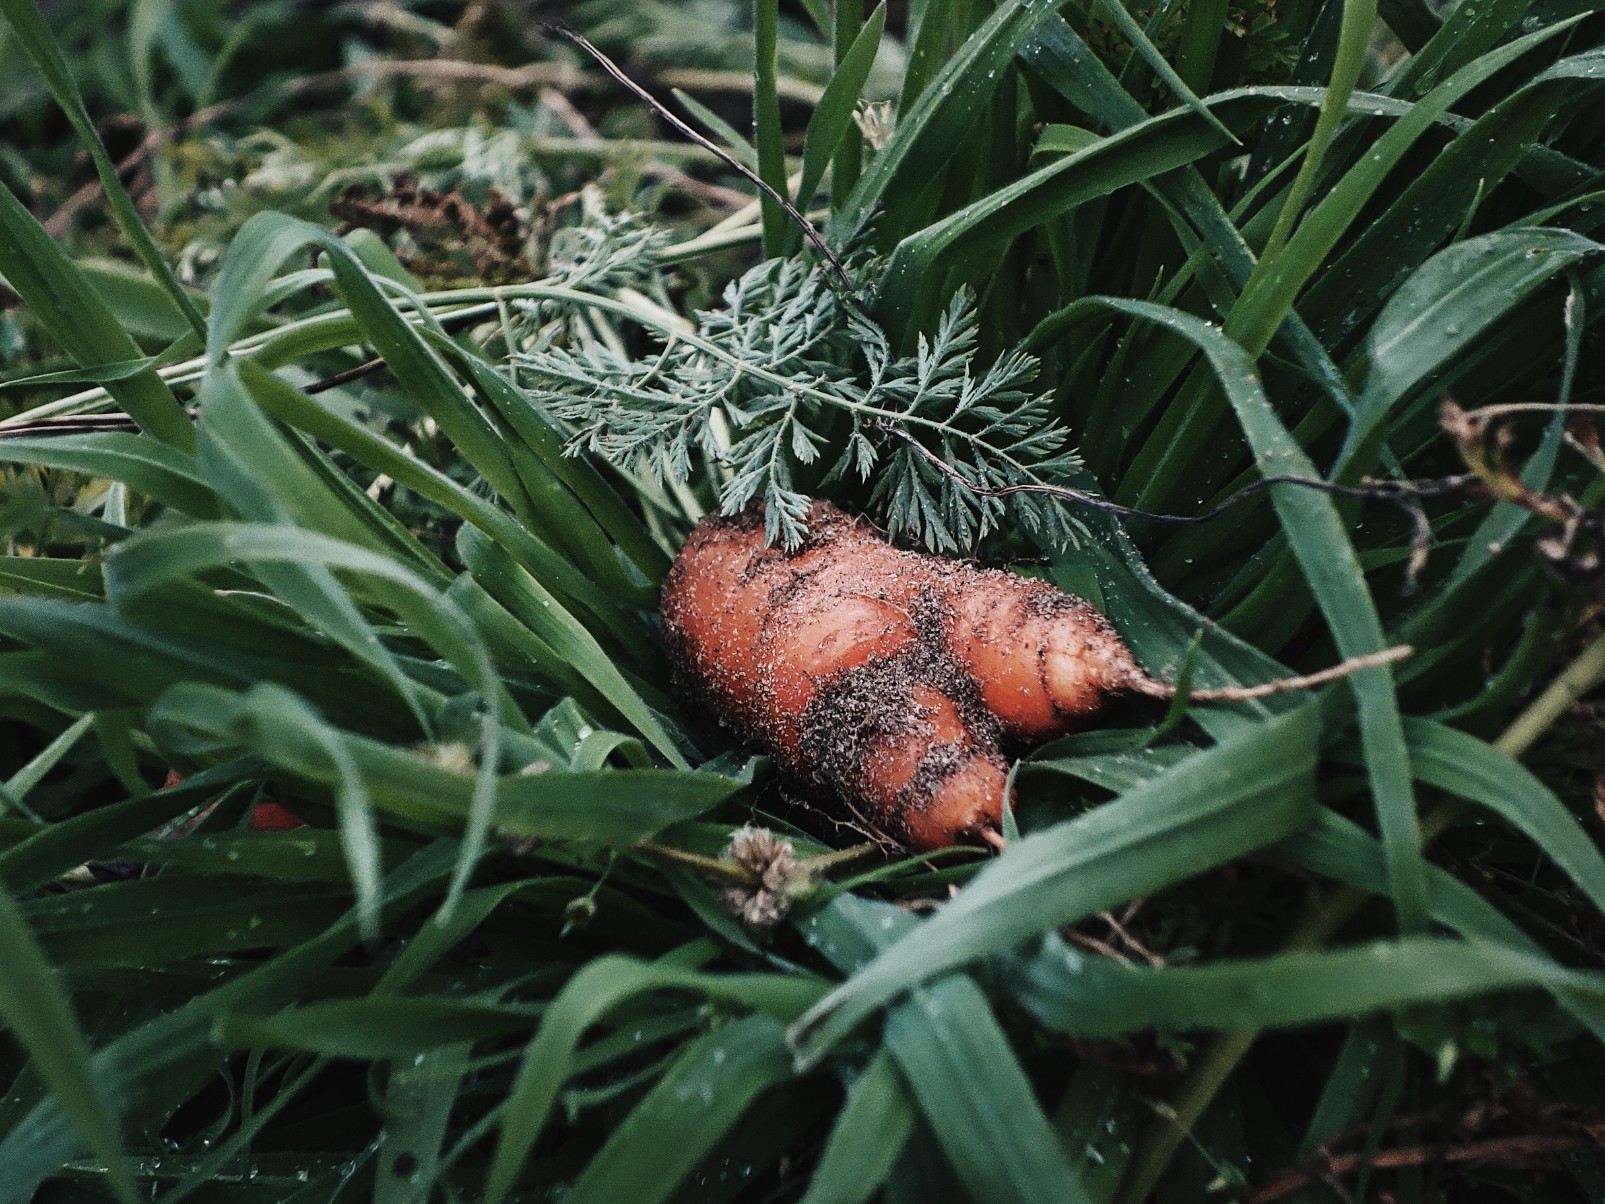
[661,501,1407,851]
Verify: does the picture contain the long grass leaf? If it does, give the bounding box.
[791,704,1317,1062]
[1224,20,1586,357]
[0,432,217,516]
[1404,718,1605,916]
[0,0,206,339]
[1012,934,1605,1037]
[147,683,733,845]
[0,883,138,1204]
[0,182,193,450]
[1088,298,1429,933]
[566,1016,794,1204]
[798,1050,915,1204]
[832,0,1068,245]
[0,844,455,1203]
[790,3,886,252]
[484,955,825,1203]
[754,0,787,254]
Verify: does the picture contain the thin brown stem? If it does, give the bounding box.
[1246,1133,1598,1203]
[1137,645,1415,703]
[633,839,758,886]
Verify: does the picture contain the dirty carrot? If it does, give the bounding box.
[661,501,1408,851]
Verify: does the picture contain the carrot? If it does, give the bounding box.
[662,500,1408,851]
[660,502,1130,850]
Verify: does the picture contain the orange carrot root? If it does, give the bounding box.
[661,501,1143,851]
[661,501,1415,852]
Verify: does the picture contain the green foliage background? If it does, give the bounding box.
[2,0,1605,1200]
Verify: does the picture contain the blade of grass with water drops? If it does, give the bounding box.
[790,704,1316,1063]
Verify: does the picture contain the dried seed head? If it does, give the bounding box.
[722,825,811,927]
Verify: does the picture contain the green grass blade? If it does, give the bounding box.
[1281,809,1539,948]
[0,432,217,516]
[0,882,139,1204]
[1223,19,1585,358]
[0,181,193,450]
[791,704,1317,1063]
[1404,719,1605,916]
[435,334,670,583]
[374,1042,470,1204]
[0,0,207,340]
[2,711,93,819]
[830,0,870,203]
[238,361,646,640]
[147,683,735,846]
[754,0,787,254]
[215,999,536,1060]
[1340,228,1601,472]
[1091,298,1429,933]
[831,0,1069,245]
[105,521,510,910]
[187,405,443,729]
[1386,0,1532,99]
[0,843,455,1204]
[0,556,103,601]
[876,85,1387,341]
[789,3,886,252]
[1013,934,1605,1037]
[1093,0,1237,142]
[803,894,1086,1201]
[1279,809,1605,1036]
[1301,80,1600,349]
[203,213,536,521]
[23,876,349,967]
[798,1050,915,1204]
[1251,0,1375,266]
[566,1016,794,1204]
[484,954,825,1203]
[456,525,684,765]
[885,976,1087,1204]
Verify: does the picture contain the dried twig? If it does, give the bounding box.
[1247,1133,1600,1203]
[1443,398,1605,593]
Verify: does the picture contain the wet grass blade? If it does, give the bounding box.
[885,976,1088,1204]
[485,954,825,1203]
[0,844,455,1204]
[1090,298,1429,934]
[789,3,886,252]
[754,0,787,254]
[797,1050,915,1204]
[1341,227,1601,471]
[831,0,1068,245]
[1013,934,1605,1037]
[0,0,206,339]
[0,882,139,1204]
[0,432,216,516]
[791,705,1317,1062]
[147,684,737,849]
[1224,19,1585,358]
[566,1016,794,1204]
[1404,718,1605,916]
[0,181,193,450]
